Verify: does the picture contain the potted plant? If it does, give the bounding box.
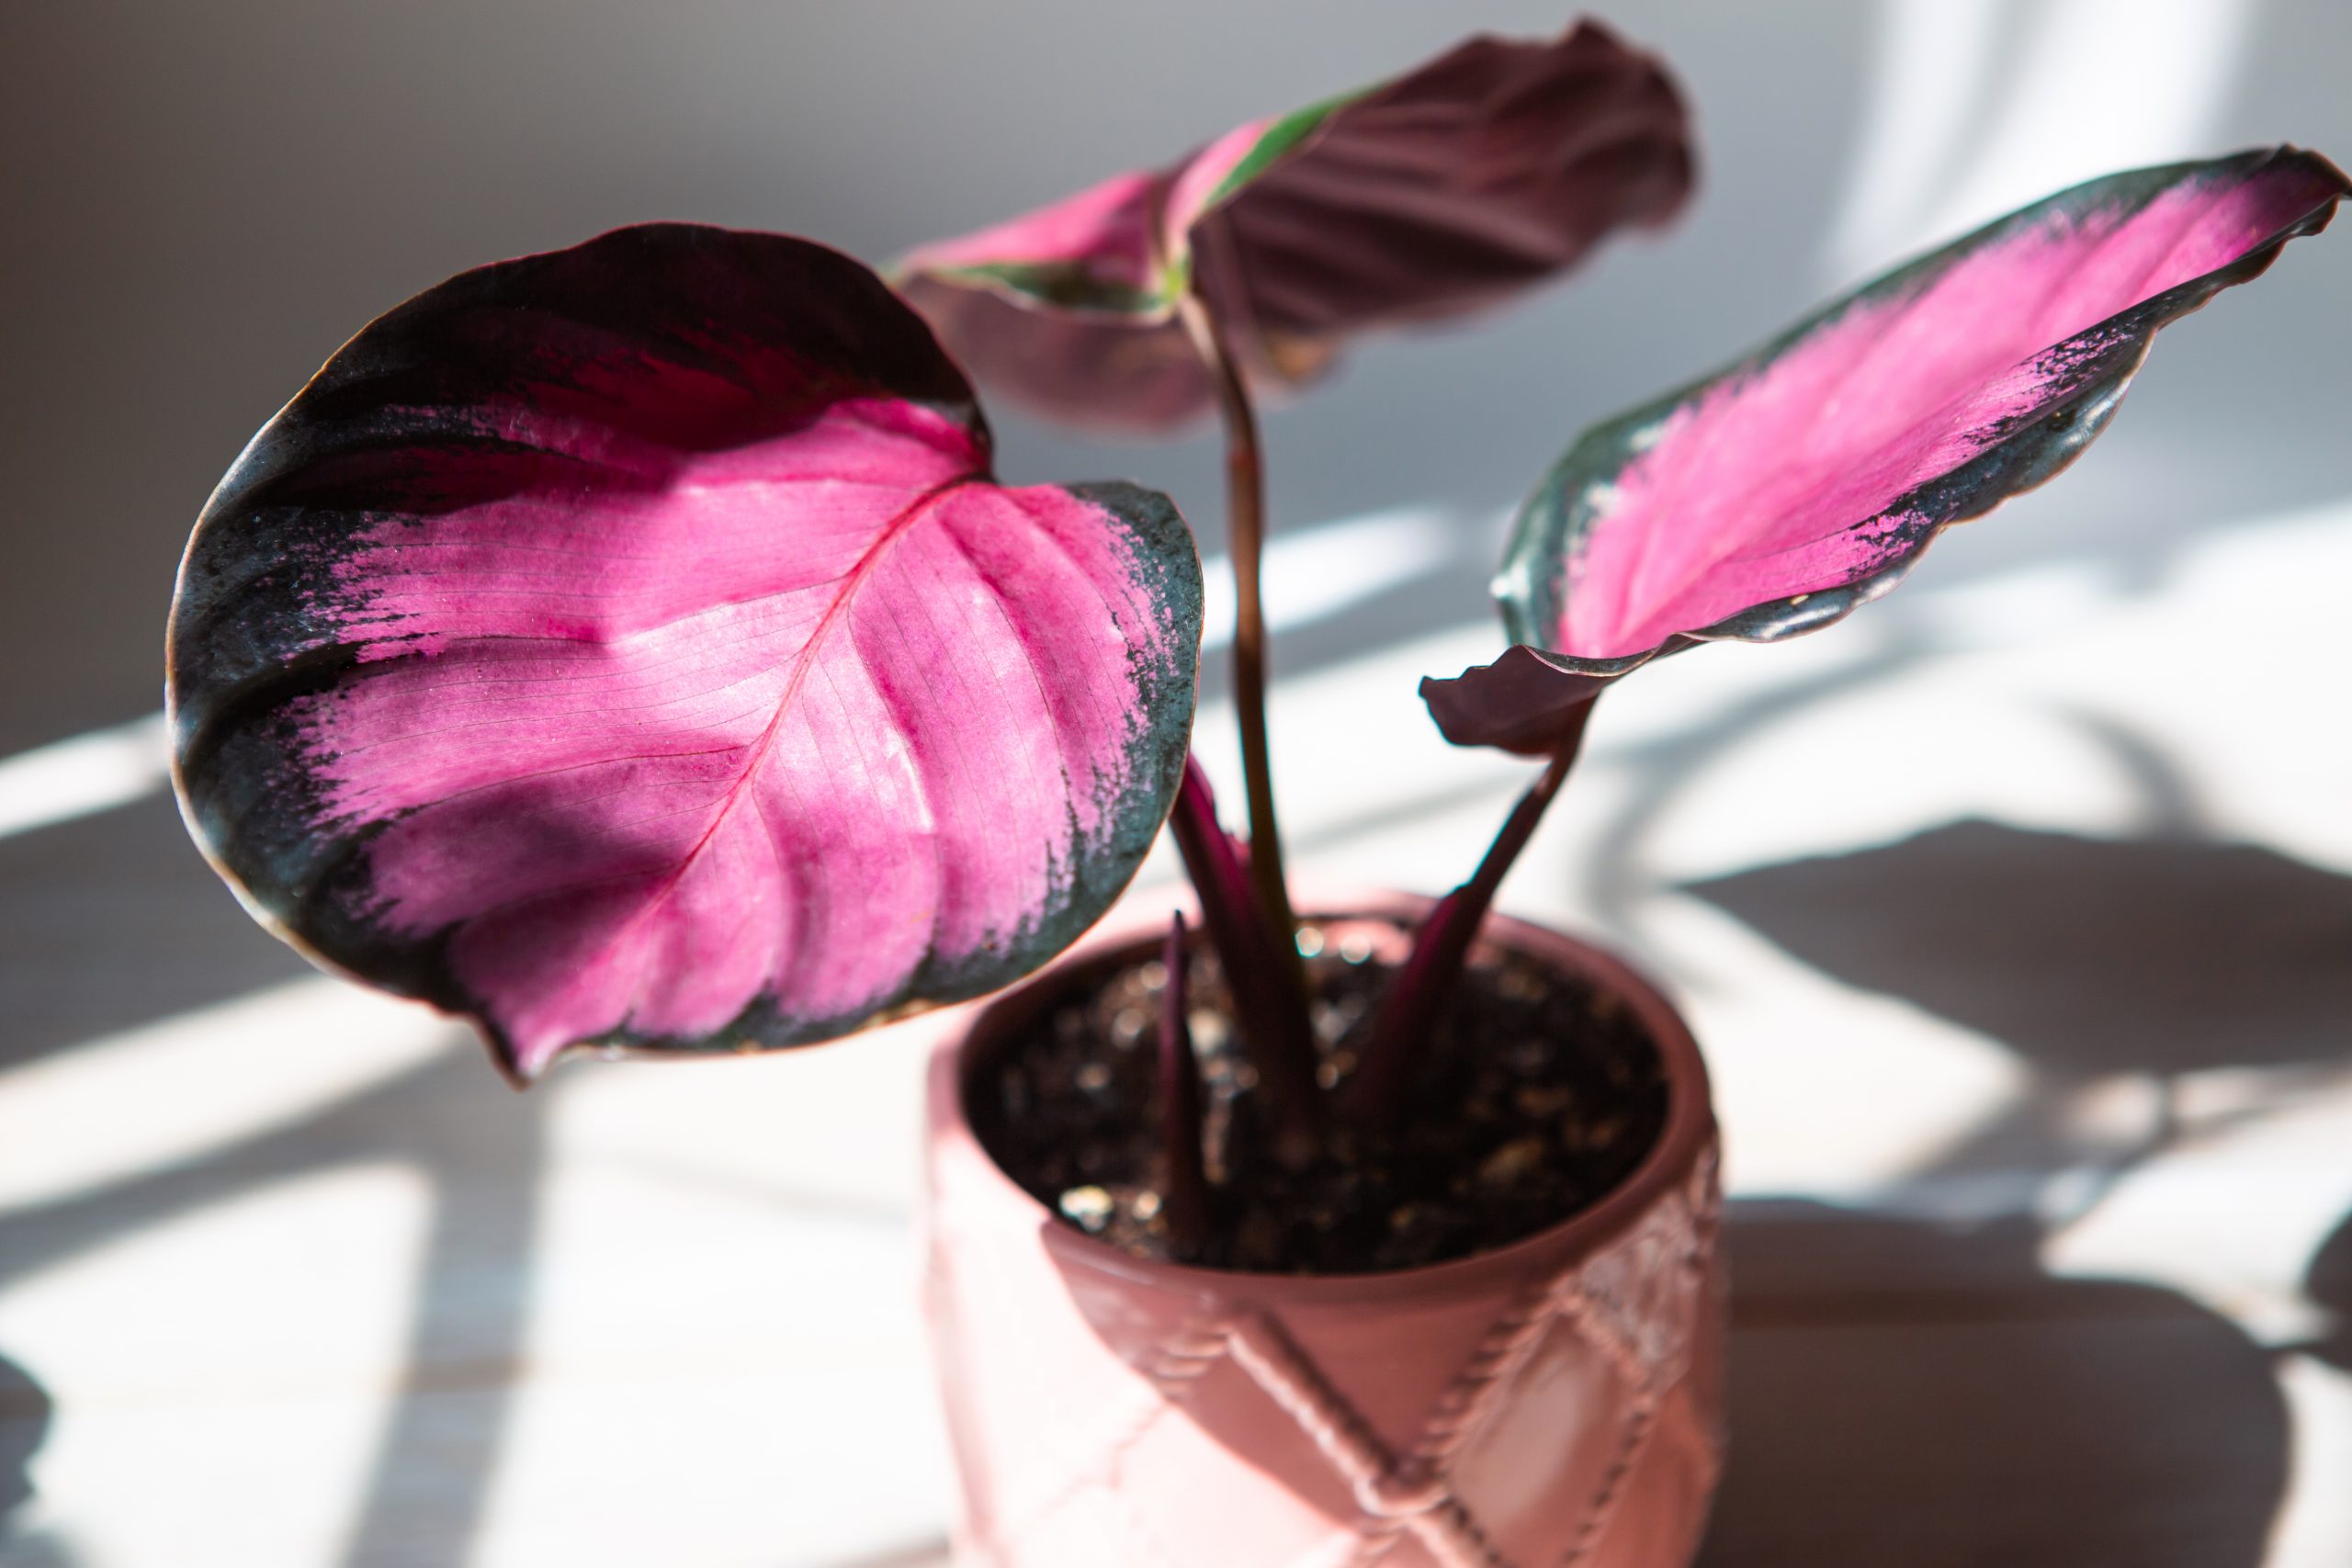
[164,13,2346,1565]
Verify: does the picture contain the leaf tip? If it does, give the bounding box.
[482,1021,563,1091]
[1421,645,1612,755]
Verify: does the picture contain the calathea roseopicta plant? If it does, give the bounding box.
[166,21,1696,1114]
[166,12,2345,1259]
[1364,144,2351,1122]
[894,40,2347,1142]
[900,130,2349,1155]
[894,20,1695,1154]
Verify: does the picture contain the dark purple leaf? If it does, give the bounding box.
[894,20,1693,432]
[1420,645,1621,756]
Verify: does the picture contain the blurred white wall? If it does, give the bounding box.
[2,0,2347,755]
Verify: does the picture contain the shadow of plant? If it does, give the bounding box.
[0,1352,50,1535]
[1699,1201,2289,1568]
[0,1351,78,1565]
[0,793,313,1072]
[1671,818,2352,1563]
[1681,819,2352,1079]
[0,1042,545,1568]
[2302,1208,2351,1373]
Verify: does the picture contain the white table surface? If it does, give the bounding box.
[3,491,2349,1567]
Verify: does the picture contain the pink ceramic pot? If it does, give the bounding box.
[922,897,1724,1568]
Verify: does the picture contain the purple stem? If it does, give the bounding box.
[1167,755,1321,1156]
[1175,265,1303,981]
[1157,912,1211,1257]
[1342,698,1599,1129]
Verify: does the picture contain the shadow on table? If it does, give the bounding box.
[1700,1201,2289,1568]
[1682,818,2352,1183]
[0,1352,51,1532]
[0,792,313,1072]
[1676,822,2351,1562]
[2301,1207,2351,1374]
[1681,818,2352,1082]
[0,1043,546,1568]
[0,1351,76,1566]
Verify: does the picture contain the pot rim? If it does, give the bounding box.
[936,888,1717,1304]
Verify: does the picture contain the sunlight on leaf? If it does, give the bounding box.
[169,226,1204,1079]
[1429,148,2348,751]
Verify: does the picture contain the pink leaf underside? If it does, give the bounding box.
[899,169,1169,301]
[1546,154,2346,660]
[894,20,1692,431]
[890,164,1241,434]
[171,229,1202,1078]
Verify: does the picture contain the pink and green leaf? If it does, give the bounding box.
[169,225,1204,1081]
[893,96,1362,323]
[1156,91,1364,276]
[891,170,1176,317]
[893,20,1692,431]
[1428,146,2348,750]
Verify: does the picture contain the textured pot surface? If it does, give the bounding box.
[921,897,1724,1568]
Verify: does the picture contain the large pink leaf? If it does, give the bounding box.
[1429,147,2348,753]
[892,19,1692,432]
[169,225,1204,1080]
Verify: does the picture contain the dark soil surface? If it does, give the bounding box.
[967,915,1668,1274]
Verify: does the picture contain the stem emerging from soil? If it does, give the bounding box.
[1157,913,1211,1258]
[1176,280,1302,984]
[1343,698,1600,1129]
[1167,757,1321,1157]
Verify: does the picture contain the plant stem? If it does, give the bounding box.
[1342,698,1600,1128]
[1157,912,1211,1258]
[1175,283,1302,978]
[1167,756,1321,1157]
